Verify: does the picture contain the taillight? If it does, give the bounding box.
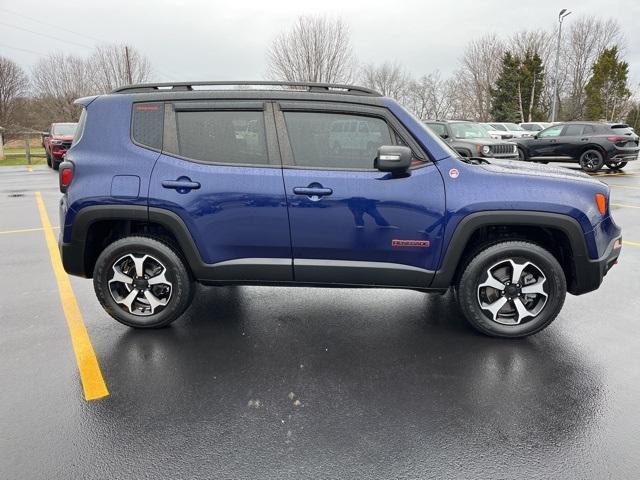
[59,161,74,193]
[606,135,627,143]
[595,193,607,215]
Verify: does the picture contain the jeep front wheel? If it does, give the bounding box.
[456,241,566,338]
[93,236,193,328]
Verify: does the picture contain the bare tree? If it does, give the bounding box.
[406,71,458,120]
[458,34,504,121]
[359,62,410,102]
[563,16,624,119]
[0,56,29,134]
[267,16,354,83]
[31,53,92,123]
[88,44,152,93]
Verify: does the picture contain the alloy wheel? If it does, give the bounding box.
[108,253,173,316]
[476,259,549,325]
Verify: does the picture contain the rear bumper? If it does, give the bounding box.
[609,150,639,162]
[571,235,622,295]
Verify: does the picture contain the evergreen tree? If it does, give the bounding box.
[585,46,630,121]
[490,52,521,122]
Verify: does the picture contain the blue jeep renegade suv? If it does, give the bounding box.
[58,81,622,338]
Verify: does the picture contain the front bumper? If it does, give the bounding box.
[570,235,622,295]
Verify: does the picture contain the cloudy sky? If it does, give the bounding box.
[1,0,639,89]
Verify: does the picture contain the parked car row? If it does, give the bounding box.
[425,119,639,172]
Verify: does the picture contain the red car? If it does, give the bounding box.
[44,123,77,169]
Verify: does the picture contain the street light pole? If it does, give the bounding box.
[551,8,571,122]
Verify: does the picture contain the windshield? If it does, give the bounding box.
[52,124,77,136]
[504,123,524,131]
[451,122,490,139]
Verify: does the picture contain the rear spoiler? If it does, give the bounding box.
[73,96,99,107]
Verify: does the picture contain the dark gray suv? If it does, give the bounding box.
[425,120,518,160]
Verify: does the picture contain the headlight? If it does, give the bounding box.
[481,145,491,155]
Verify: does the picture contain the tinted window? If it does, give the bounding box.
[132,103,164,150]
[582,125,596,134]
[563,124,584,136]
[284,112,392,169]
[426,123,447,137]
[171,110,268,165]
[71,109,87,147]
[539,125,563,138]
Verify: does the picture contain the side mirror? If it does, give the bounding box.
[375,145,412,174]
[440,133,449,139]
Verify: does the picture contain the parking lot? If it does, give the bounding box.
[1,163,639,479]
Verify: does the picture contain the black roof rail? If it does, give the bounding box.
[112,81,381,96]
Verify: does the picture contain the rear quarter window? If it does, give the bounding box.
[132,103,164,150]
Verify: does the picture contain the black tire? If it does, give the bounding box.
[46,152,52,168]
[93,236,194,328]
[579,149,604,172]
[456,241,566,338]
[517,147,526,161]
[606,160,627,170]
[52,160,60,171]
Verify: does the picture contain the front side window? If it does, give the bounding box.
[169,110,268,165]
[284,112,392,169]
[538,125,563,138]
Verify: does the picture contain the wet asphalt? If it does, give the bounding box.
[0,163,639,479]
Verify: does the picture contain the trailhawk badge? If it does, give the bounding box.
[391,239,431,248]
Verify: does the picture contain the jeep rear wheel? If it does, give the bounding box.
[456,241,566,338]
[93,236,193,328]
[579,149,604,172]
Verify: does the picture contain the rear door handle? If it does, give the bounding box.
[293,187,333,196]
[162,177,201,192]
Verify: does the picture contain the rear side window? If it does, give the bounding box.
[563,124,584,136]
[283,112,392,169]
[426,123,447,137]
[132,103,164,150]
[168,110,268,165]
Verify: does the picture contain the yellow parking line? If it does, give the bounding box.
[624,240,640,247]
[611,202,640,209]
[35,192,109,401]
[0,226,60,235]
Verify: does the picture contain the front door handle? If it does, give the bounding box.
[293,187,333,196]
[162,177,201,193]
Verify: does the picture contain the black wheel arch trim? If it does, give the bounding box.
[429,210,602,295]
